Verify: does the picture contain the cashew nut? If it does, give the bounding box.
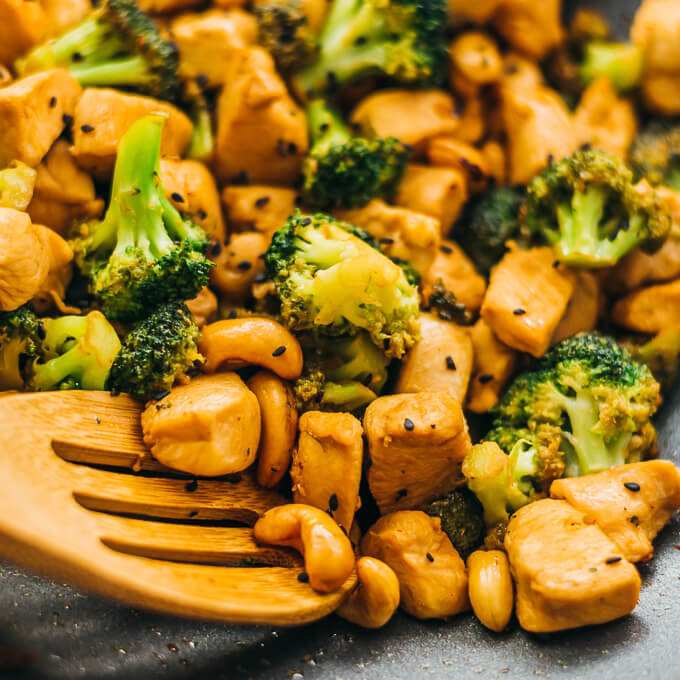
[199,317,303,379]
[467,550,514,632]
[247,370,298,488]
[336,557,400,629]
[253,504,355,593]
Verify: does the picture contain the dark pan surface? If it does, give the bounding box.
[2,1,679,678]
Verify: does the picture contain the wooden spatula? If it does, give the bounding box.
[0,391,356,625]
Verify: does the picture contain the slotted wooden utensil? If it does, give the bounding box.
[0,391,356,625]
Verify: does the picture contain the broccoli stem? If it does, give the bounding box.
[321,381,377,410]
[186,99,214,163]
[580,41,644,92]
[306,99,352,151]
[68,55,154,87]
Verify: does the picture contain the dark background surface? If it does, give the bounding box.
[3,0,680,678]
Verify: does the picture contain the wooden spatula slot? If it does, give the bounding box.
[53,440,174,475]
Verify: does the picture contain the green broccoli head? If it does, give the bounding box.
[579,42,644,92]
[621,327,680,394]
[424,283,475,325]
[265,211,420,358]
[454,186,525,276]
[488,333,661,479]
[15,0,180,103]
[426,487,485,559]
[629,120,680,190]
[109,302,204,402]
[70,115,213,322]
[0,304,42,390]
[302,99,410,211]
[294,331,390,411]
[255,0,319,73]
[291,0,447,99]
[525,149,672,268]
[26,311,121,391]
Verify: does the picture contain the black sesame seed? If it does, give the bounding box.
[94,416,101,424]
[227,309,238,319]
[237,260,252,271]
[513,308,526,316]
[478,374,494,384]
[288,142,297,155]
[188,510,198,518]
[272,345,286,357]
[80,124,94,133]
[378,237,394,245]
[404,418,415,431]
[445,356,456,371]
[440,244,453,255]
[426,552,434,563]
[231,171,249,185]
[329,493,339,511]
[624,482,641,492]
[71,52,84,62]
[396,488,408,500]
[629,515,639,525]
[301,217,312,226]
[109,387,120,396]
[254,196,270,209]
[37,321,46,340]
[185,479,198,492]
[197,209,207,220]
[171,192,184,203]
[297,572,309,583]
[553,260,561,268]
[196,73,208,89]
[605,556,622,564]
[211,241,222,256]
[49,96,57,108]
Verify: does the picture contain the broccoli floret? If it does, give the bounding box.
[0,305,41,390]
[256,0,318,73]
[487,333,661,479]
[265,211,420,358]
[183,83,214,164]
[302,99,409,210]
[629,120,680,190]
[70,115,213,322]
[426,488,485,559]
[454,186,525,276]
[579,42,644,93]
[524,149,671,268]
[0,161,36,211]
[622,327,680,394]
[109,302,204,402]
[26,311,121,391]
[291,0,447,99]
[15,0,180,103]
[294,331,390,411]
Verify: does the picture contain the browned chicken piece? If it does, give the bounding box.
[71,89,192,179]
[481,246,576,357]
[361,511,469,620]
[604,187,680,294]
[454,97,486,145]
[221,185,297,235]
[427,137,490,194]
[551,271,601,346]
[0,70,81,168]
[252,0,328,33]
[551,461,680,564]
[291,411,364,533]
[611,278,680,333]
[505,499,641,633]
[185,286,217,328]
[396,313,474,404]
[335,200,440,277]
[40,0,89,36]
[159,158,226,244]
[422,240,487,312]
[27,139,104,236]
[364,392,471,515]
[492,0,564,60]
[466,318,517,414]
[210,232,268,305]
[31,224,74,315]
[169,9,257,88]
[480,140,507,187]
[501,52,545,92]
[631,0,680,116]
[574,78,638,159]
[215,48,308,185]
[502,85,577,185]
[141,373,261,477]
[449,32,503,99]
[0,207,49,310]
[0,0,46,65]
[447,0,501,26]
[350,90,458,157]
[393,165,468,235]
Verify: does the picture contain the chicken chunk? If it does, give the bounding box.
[481,246,576,357]
[221,185,298,235]
[0,207,49,310]
[0,0,46,65]
[611,278,680,333]
[185,286,217,328]
[350,90,459,157]
[215,48,308,185]
[71,89,193,179]
[335,200,440,277]
[396,313,474,404]
[631,0,680,116]
[361,511,469,620]
[505,499,641,633]
[364,392,471,515]
[551,271,601,346]
[501,52,545,92]
[393,165,468,235]
[211,232,268,305]
[449,31,503,99]
[427,137,490,194]
[41,0,89,37]
[447,0,501,26]
[466,318,517,414]
[291,411,364,533]
[421,240,487,312]
[0,70,81,168]
[502,85,577,185]
[551,461,680,563]
[31,223,74,314]
[141,373,260,477]
[169,9,258,88]
[159,158,226,244]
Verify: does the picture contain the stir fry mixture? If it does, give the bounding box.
[1,0,680,634]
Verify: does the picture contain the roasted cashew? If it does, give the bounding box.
[247,370,298,488]
[449,31,502,98]
[253,504,355,593]
[199,318,303,379]
[467,550,514,633]
[336,557,400,629]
